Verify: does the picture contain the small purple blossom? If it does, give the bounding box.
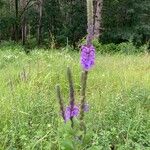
[80,44,95,71]
[83,103,89,112]
[64,105,79,121]
[63,103,89,122]
[80,103,89,112]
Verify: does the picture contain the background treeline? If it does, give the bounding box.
[0,0,150,48]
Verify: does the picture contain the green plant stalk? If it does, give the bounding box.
[56,85,65,121]
[67,67,75,128]
[80,0,93,134]
[80,71,88,133]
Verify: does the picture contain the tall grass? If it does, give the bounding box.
[0,47,150,149]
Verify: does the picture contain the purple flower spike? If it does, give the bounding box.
[80,44,95,71]
[64,105,79,122]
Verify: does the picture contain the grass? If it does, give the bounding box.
[0,46,150,150]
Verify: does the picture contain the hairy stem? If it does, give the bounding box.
[56,85,65,122]
[67,67,75,128]
[80,71,88,133]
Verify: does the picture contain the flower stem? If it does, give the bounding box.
[67,67,75,128]
[80,71,88,134]
[56,85,65,122]
[79,0,93,133]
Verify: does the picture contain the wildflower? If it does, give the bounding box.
[64,103,89,122]
[83,103,89,112]
[65,105,79,121]
[80,44,95,71]
[64,105,79,121]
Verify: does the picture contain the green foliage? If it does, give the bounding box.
[0,0,149,47]
[116,42,138,54]
[102,0,150,45]
[92,39,149,54]
[0,41,24,51]
[59,0,87,46]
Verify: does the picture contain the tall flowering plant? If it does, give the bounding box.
[80,0,95,133]
[56,0,95,136]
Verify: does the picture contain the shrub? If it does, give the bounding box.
[0,41,24,51]
[92,39,149,54]
[116,42,138,54]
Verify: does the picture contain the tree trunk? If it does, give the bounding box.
[93,0,103,39]
[21,0,27,45]
[37,0,43,45]
[15,0,19,42]
[22,16,27,45]
[0,31,1,43]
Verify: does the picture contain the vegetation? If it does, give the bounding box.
[0,0,149,47]
[0,0,150,149]
[0,45,149,149]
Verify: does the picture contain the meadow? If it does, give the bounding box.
[0,45,150,150]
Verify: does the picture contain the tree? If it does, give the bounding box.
[93,0,103,39]
[20,0,27,45]
[0,0,149,47]
[37,0,43,45]
[102,0,150,45]
[15,0,19,41]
